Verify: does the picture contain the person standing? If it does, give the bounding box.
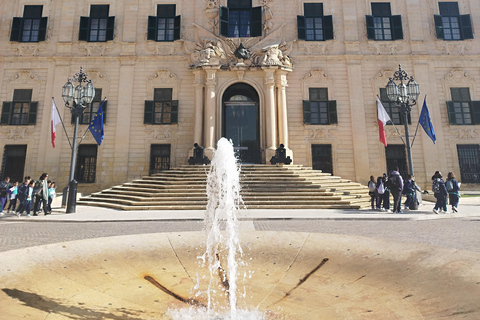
[6,182,19,213]
[33,173,50,216]
[402,174,415,211]
[387,167,404,214]
[381,173,392,213]
[375,176,385,210]
[368,176,376,210]
[15,177,31,216]
[47,181,56,213]
[446,172,460,213]
[0,177,12,215]
[432,172,448,214]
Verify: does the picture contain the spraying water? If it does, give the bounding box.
[168,138,265,320]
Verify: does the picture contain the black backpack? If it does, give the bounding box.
[387,174,401,192]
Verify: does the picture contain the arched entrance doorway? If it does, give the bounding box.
[222,83,261,163]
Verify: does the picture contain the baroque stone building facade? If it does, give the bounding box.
[1,0,479,193]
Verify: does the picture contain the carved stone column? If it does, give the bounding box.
[276,69,290,153]
[193,69,205,146]
[263,67,277,161]
[203,66,220,159]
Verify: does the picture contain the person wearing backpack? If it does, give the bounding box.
[446,171,460,213]
[387,167,404,214]
[432,172,448,214]
[402,174,415,211]
[375,176,385,210]
[368,175,376,210]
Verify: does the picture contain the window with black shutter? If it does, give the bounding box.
[366,2,403,41]
[79,5,115,42]
[379,88,411,125]
[434,2,473,40]
[297,3,334,41]
[144,89,178,125]
[10,5,47,42]
[75,145,97,183]
[147,4,181,42]
[447,87,480,125]
[1,89,37,126]
[71,89,107,125]
[303,88,337,125]
[219,0,262,37]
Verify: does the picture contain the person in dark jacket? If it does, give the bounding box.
[387,167,404,214]
[0,177,12,215]
[15,176,31,217]
[402,174,414,211]
[446,171,460,213]
[432,172,448,214]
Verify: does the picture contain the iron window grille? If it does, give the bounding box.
[10,5,47,42]
[1,89,37,125]
[311,144,333,174]
[147,4,181,42]
[144,88,178,125]
[303,88,337,125]
[366,2,403,41]
[379,88,411,125]
[150,144,171,175]
[434,2,473,40]
[298,3,333,41]
[447,88,480,125]
[385,145,408,179]
[457,144,480,183]
[79,5,115,42]
[75,144,97,183]
[220,0,262,38]
[1,145,27,183]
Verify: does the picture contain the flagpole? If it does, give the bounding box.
[52,98,73,150]
[411,95,427,147]
[376,95,406,146]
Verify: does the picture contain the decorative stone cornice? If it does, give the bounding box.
[145,128,173,139]
[435,41,473,55]
[449,128,480,139]
[2,127,36,139]
[442,68,475,84]
[6,70,43,84]
[307,128,337,140]
[147,70,179,84]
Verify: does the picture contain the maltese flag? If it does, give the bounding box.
[377,97,391,147]
[51,99,61,148]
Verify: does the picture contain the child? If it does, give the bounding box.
[7,182,18,213]
[368,175,376,210]
[24,180,35,217]
[47,181,56,213]
[446,172,460,213]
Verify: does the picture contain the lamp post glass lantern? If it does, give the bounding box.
[385,64,419,182]
[63,67,95,213]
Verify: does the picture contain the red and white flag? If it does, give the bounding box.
[377,97,391,147]
[51,99,61,148]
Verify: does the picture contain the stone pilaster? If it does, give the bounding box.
[203,66,220,159]
[276,69,293,161]
[263,67,277,161]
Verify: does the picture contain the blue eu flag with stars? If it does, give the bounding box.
[88,99,105,146]
[419,97,436,144]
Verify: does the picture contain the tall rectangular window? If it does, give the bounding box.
[303,88,337,125]
[447,88,480,125]
[10,5,47,42]
[366,3,403,41]
[311,144,333,174]
[457,145,480,183]
[435,2,473,40]
[1,89,37,125]
[297,3,334,41]
[144,89,178,125]
[220,0,262,38]
[379,88,411,125]
[1,145,27,183]
[385,145,408,178]
[75,145,97,183]
[79,5,115,42]
[147,5,181,42]
[150,144,171,175]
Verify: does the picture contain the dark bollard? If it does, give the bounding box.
[66,180,78,213]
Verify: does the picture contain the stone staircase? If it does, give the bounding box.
[78,165,371,210]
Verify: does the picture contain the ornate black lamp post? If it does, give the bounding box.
[385,65,420,177]
[62,67,95,213]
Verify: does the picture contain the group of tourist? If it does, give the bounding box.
[368,167,461,214]
[0,173,56,217]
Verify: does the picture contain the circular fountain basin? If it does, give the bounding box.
[1,231,479,319]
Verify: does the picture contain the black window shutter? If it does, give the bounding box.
[171,100,178,124]
[434,14,444,39]
[106,16,115,41]
[144,101,154,124]
[28,102,38,125]
[303,100,311,124]
[173,15,181,40]
[366,15,375,40]
[219,6,229,37]
[324,15,334,40]
[38,17,48,41]
[391,15,403,40]
[471,101,480,125]
[79,16,90,41]
[460,14,474,40]
[327,100,337,124]
[102,101,107,124]
[297,16,306,40]
[1,102,12,124]
[251,6,262,37]
[147,16,157,40]
[446,101,456,124]
[10,17,23,42]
